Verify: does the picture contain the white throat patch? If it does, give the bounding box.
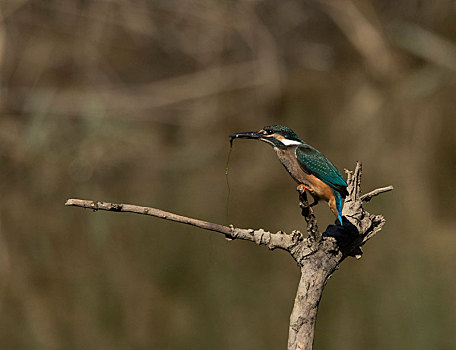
[280,139,301,146]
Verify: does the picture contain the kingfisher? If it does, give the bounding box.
[230,125,348,224]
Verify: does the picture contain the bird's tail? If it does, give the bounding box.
[335,191,344,225]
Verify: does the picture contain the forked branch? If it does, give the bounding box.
[65,162,392,350]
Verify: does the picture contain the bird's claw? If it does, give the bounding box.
[297,184,314,193]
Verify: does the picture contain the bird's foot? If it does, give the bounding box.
[297,184,314,193]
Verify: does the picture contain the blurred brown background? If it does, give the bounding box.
[1,0,456,349]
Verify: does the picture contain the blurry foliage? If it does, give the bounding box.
[0,0,456,349]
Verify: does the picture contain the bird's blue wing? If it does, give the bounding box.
[295,145,348,197]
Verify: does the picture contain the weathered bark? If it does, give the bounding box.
[288,255,340,350]
[65,162,392,350]
[285,162,391,349]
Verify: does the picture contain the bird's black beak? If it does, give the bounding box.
[229,131,262,141]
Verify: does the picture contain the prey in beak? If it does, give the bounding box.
[229,131,263,141]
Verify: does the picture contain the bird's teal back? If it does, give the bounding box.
[295,145,348,197]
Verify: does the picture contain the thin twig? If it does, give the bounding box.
[360,185,394,202]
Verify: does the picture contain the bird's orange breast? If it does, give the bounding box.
[275,147,334,202]
[305,174,334,202]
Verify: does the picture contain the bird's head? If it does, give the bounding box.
[230,125,304,148]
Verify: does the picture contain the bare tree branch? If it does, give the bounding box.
[361,185,394,202]
[65,162,392,350]
[284,162,392,349]
[64,199,311,254]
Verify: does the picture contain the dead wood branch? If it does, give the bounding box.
[360,185,394,202]
[65,162,391,350]
[64,199,312,255]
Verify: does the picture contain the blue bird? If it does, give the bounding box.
[230,125,348,224]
